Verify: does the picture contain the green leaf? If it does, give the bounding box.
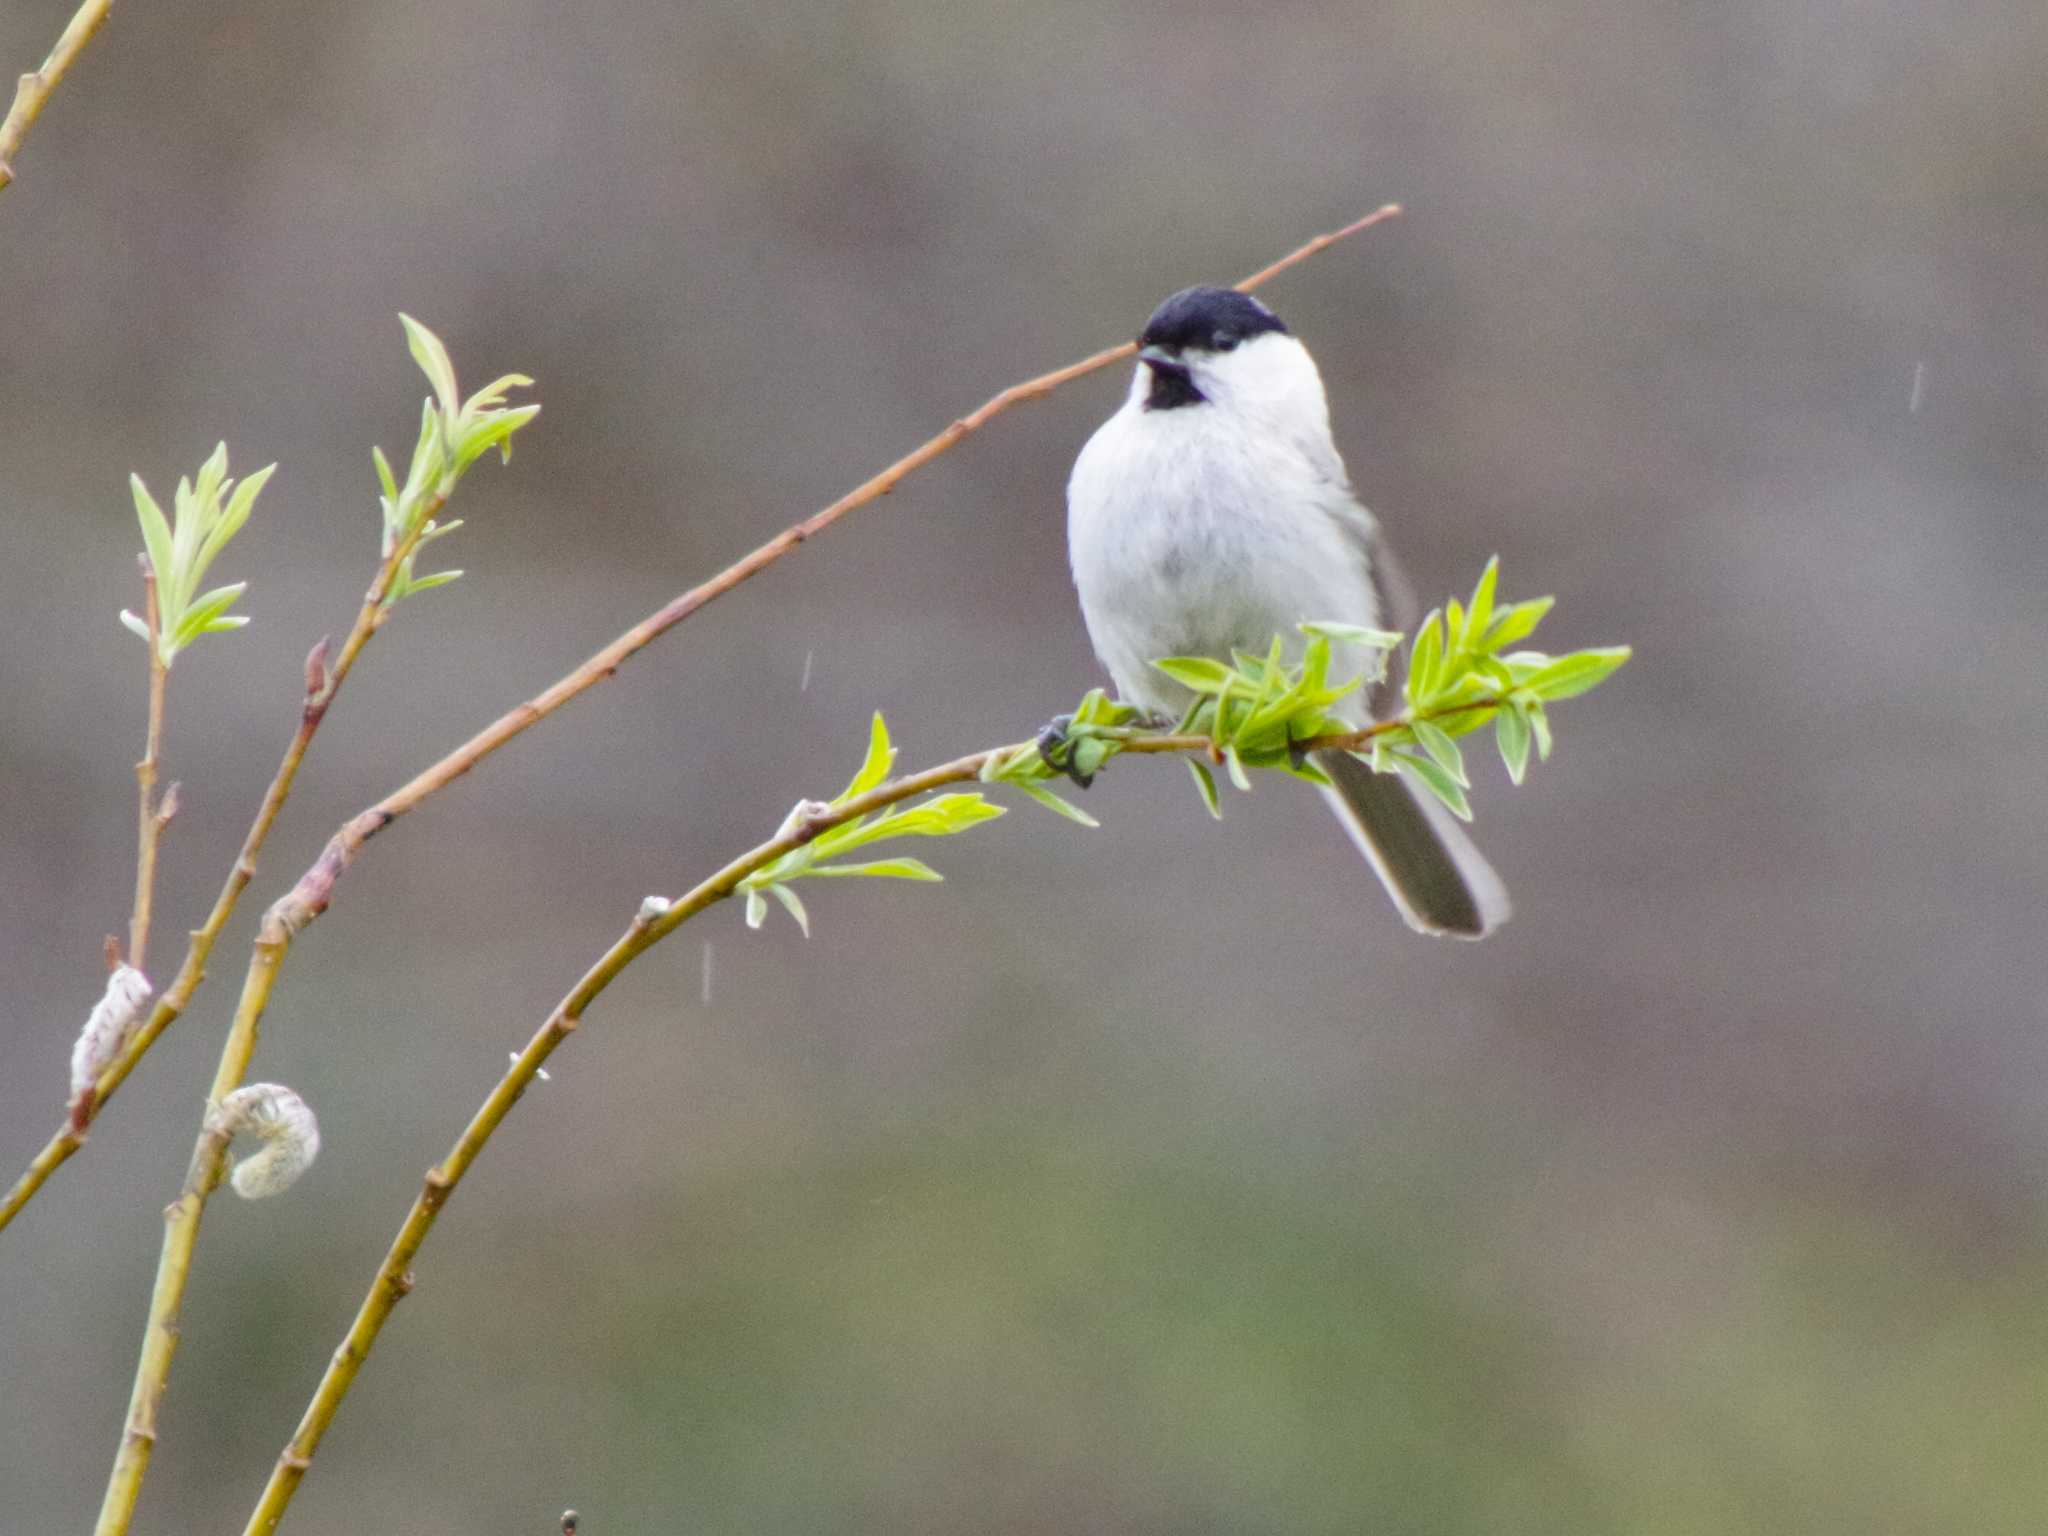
[452,403,541,473]
[806,857,944,881]
[1071,688,1138,728]
[465,372,536,414]
[1406,610,1444,703]
[1152,655,1237,694]
[1528,702,1554,761]
[841,713,897,802]
[1186,759,1222,819]
[199,462,274,575]
[1467,556,1500,640]
[1496,705,1531,784]
[402,569,463,594]
[119,609,151,642]
[767,881,811,936]
[1484,596,1554,650]
[1018,784,1099,827]
[399,314,461,422]
[170,581,250,650]
[192,444,228,521]
[1476,655,1518,692]
[1409,718,1469,786]
[1224,747,1251,793]
[743,888,768,929]
[372,445,399,502]
[876,794,1005,836]
[130,475,174,588]
[1395,751,1473,822]
[809,794,1003,859]
[1520,646,1632,701]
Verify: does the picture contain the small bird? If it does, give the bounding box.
[1065,286,1509,937]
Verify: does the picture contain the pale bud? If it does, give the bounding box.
[69,964,152,1106]
[213,1083,321,1199]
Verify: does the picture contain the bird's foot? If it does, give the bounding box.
[1287,723,1311,773]
[1035,714,1095,789]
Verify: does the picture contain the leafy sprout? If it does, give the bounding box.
[1000,557,1630,824]
[1372,556,1630,818]
[738,714,1006,935]
[120,444,274,667]
[370,316,540,606]
[735,562,1627,937]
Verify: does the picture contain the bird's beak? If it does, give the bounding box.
[1137,344,1181,370]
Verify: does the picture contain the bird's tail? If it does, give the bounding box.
[1313,749,1510,939]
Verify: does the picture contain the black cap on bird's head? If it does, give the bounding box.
[1138,287,1288,356]
[1133,287,1290,411]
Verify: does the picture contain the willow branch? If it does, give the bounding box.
[91,519,434,1536]
[236,691,1491,1534]
[0,0,114,195]
[127,564,172,972]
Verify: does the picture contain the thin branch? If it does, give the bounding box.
[0,0,114,195]
[128,563,170,972]
[237,695,1481,1534]
[91,520,434,1536]
[1233,203,1404,292]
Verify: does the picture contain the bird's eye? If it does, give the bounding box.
[1214,335,1239,352]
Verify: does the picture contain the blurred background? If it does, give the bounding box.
[3,0,2046,1530]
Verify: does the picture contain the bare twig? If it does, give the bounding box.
[1233,203,1404,291]
[0,0,114,195]
[235,694,1485,1532]
[91,519,434,1536]
[128,563,170,971]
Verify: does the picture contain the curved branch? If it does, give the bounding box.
[236,697,1472,1533]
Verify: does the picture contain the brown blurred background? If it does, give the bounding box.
[4,0,2047,1530]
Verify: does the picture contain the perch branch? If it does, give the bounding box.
[239,691,1500,1534]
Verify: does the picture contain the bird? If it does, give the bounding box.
[1064,285,1509,938]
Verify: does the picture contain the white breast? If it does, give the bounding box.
[1066,347,1384,720]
